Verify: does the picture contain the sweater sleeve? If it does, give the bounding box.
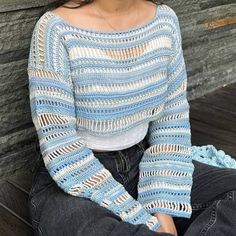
[27,15,161,231]
[137,11,195,218]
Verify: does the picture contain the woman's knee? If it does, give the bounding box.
[191,160,236,203]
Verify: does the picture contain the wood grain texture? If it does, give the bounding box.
[190,82,236,158]
[0,205,32,236]
[0,181,31,225]
[6,171,34,194]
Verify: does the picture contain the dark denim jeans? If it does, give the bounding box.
[29,136,236,236]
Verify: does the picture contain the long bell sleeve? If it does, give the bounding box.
[137,11,195,218]
[27,15,161,231]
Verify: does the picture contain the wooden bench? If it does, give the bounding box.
[1,82,236,236]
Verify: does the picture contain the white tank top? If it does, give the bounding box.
[79,121,149,152]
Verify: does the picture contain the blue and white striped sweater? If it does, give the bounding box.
[27,4,195,231]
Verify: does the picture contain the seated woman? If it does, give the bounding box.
[27,0,236,235]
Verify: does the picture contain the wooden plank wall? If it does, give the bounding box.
[0,0,235,179]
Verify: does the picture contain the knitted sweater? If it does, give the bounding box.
[27,4,194,231]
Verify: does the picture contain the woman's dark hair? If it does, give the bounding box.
[48,0,164,10]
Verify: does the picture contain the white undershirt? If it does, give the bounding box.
[79,121,149,151]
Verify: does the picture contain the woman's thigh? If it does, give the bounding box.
[28,151,173,236]
[173,159,236,236]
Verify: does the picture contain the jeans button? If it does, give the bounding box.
[226,190,235,200]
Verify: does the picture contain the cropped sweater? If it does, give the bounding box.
[27,4,195,231]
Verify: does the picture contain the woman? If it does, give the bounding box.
[27,0,236,235]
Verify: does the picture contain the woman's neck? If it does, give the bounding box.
[93,0,140,15]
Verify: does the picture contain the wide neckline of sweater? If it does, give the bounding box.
[48,4,161,36]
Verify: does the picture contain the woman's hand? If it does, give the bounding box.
[154,212,178,236]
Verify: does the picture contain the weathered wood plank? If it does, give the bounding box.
[191,89,236,114]
[0,181,31,224]
[190,82,236,158]
[0,205,32,236]
[190,103,236,133]
[191,119,236,158]
[7,171,33,194]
